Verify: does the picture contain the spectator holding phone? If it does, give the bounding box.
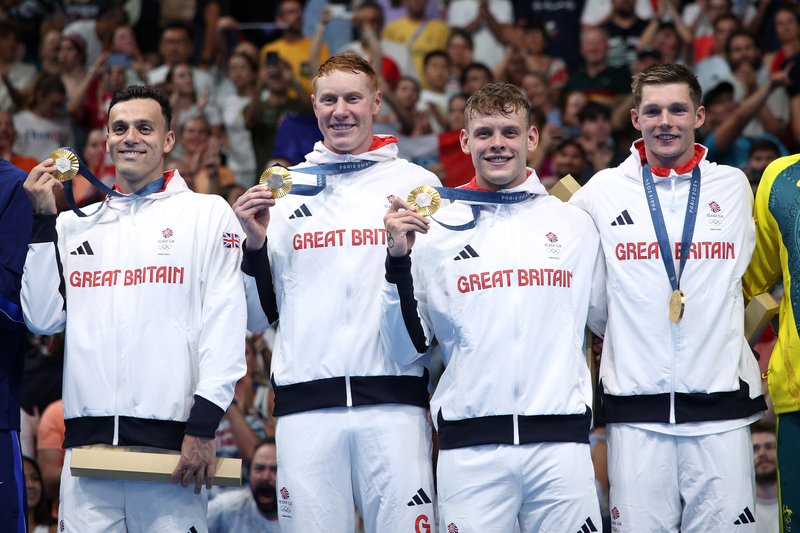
[245,54,308,178]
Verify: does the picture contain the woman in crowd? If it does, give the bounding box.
[163,62,223,147]
[219,52,258,185]
[58,33,87,100]
[24,456,56,533]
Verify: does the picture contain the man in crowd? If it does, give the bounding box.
[260,0,329,96]
[751,421,779,533]
[233,52,438,532]
[381,82,602,531]
[21,85,246,531]
[571,63,765,532]
[207,439,280,532]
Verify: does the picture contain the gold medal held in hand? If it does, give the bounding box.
[669,289,685,323]
[407,185,441,216]
[259,166,292,198]
[50,148,79,182]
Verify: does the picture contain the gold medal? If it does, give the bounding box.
[407,185,441,216]
[50,148,79,182]
[669,289,685,323]
[259,166,292,198]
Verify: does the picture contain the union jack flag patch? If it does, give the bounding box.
[222,232,241,248]
[447,523,459,533]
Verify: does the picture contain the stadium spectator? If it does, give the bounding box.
[383,0,450,85]
[602,0,649,68]
[447,0,512,68]
[0,21,37,112]
[259,0,330,97]
[743,138,781,193]
[0,110,37,172]
[695,13,742,92]
[340,2,403,91]
[764,4,800,74]
[23,456,57,533]
[245,56,308,180]
[58,34,88,101]
[62,5,127,69]
[38,29,62,76]
[147,23,214,98]
[163,62,223,143]
[751,420,779,533]
[207,440,280,532]
[219,52,258,185]
[563,26,631,109]
[445,29,474,93]
[13,75,74,161]
[460,62,492,95]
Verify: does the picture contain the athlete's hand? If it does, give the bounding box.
[384,196,430,257]
[24,159,63,215]
[233,185,275,251]
[171,435,216,494]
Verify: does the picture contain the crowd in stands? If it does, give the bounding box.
[3,0,794,531]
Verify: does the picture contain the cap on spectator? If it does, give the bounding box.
[63,33,87,59]
[636,48,663,62]
[702,81,734,107]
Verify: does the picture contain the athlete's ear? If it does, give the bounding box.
[631,108,641,131]
[459,129,469,155]
[694,105,705,130]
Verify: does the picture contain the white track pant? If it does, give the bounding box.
[275,404,436,533]
[607,424,756,532]
[437,442,601,532]
[59,449,208,533]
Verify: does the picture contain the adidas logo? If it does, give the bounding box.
[453,244,479,261]
[734,507,755,525]
[406,488,432,506]
[70,241,95,255]
[575,517,599,533]
[289,204,312,219]
[610,210,634,226]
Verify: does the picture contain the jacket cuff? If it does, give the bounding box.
[241,238,268,276]
[31,215,58,243]
[185,395,225,438]
[385,251,412,284]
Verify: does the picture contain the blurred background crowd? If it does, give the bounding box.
[3,0,791,531]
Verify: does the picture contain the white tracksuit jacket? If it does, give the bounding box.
[243,136,440,416]
[570,141,765,427]
[21,171,246,450]
[381,174,603,449]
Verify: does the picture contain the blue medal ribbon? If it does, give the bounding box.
[59,147,166,217]
[430,186,536,231]
[287,160,378,196]
[641,163,701,292]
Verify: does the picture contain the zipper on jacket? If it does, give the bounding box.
[511,212,521,445]
[670,175,676,212]
[669,323,677,424]
[343,175,352,407]
[113,414,119,445]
